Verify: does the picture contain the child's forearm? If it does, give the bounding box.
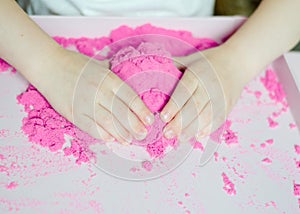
[0,1,157,142]
[222,0,300,85]
[0,0,63,84]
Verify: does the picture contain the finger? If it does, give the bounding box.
[75,116,115,142]
[195,125,212,141]
[113,82,155,126]
[107,96,148,141]
[172,53,202,70]
[160,70,198,123]
[96,78,149,140]
[92,105,133,145]
[179,103,212,143]
[94,123,115,142]
[181,100,226,143]
[163,86,209,139]
[98,59,110,69]
[100,72,154,126]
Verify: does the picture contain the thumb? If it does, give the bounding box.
[172,52,203,70]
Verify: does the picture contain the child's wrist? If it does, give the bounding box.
[21,45,70,93]
[21,43,64,79]
[217,42,262,86]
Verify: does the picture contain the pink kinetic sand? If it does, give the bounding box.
[221,172,236,196]
[15,24,219,163]
[260,69,287,105]
[289,123,297,129]
[267,117,279,128]
[142,160,153,172]
[110,42,182,158]
[207,119,238,145]
[265,139,274,145]
[294,182,300,196]
[222,120,238,145]
[294,145,300,155]
[1,22,299,213]
[193,141,204,151]
[262,157,272,164]
[260,69,289,128]
[17,85,98,164]
[6,182,18,190]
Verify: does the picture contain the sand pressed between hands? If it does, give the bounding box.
[0,24,299,202]
[16,24,221,164]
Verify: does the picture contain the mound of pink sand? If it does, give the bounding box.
[15,24,219,163]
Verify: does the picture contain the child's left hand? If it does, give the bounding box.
[160,46,248,142]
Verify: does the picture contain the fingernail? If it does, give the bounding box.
[160,112,171,123]
[164,128,176,139]
[145,114,154,125]
[135,128,148,140]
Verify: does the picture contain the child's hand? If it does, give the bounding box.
[33,48,154,144]
[161,46,246,142]
[160,0,300,143]
[0,1,154,145]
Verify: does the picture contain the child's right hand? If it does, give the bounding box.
[32,48,154,144]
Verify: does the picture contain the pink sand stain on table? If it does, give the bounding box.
[207,119,239,146]
[265,139,274,145]
[295,160,300,169]
[222,120,238,145]
[294,145,300,155]
[142,160,153,172]
[260,69,289,128]
[264,201,277,208]
[267,117,279,128]
[6,181,18,190]
[294,181,300,196]
[221,172,236,196]
[260,143,267,148]
[260,69,287,106]
[0,129,10,138]
[289,123,297,129]
[262,157,272,164]
[192,141,204,151]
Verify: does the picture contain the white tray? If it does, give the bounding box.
[0,17,299,213]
